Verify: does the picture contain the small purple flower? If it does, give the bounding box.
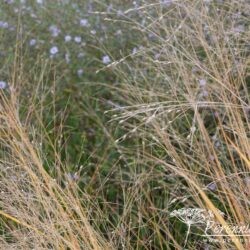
[192,66,199,73]
[107,4,113,13]
[0,81,7,89]
[117,10,123,16]
[102,55,111,64]
[214,141,220,148]
[49,25,60,37]
[66,172,79,182]
[213,111,220,118]
[201,90,209,97]
[207,182,217,191]
[80,19,89,27]
[77,69,84,77]
[0,21,9,29]
[190,126,196,133]
[64,35,72,42]
[5,0,14,4]
[161,0,172,7]
[244,177,250,185]
[50,46,59,55]
[199,79,206,87]
[233,25,245,34]
[132,47,138,54]
[204,0,211,4]
[154,53,160,59]
[74,36,81,43]
[29,39,36,46]
[209,155,215,161]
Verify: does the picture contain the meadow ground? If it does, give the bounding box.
[0,0,249,249]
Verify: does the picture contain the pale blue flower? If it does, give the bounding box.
[201,90,208,97]
[0,21,9,29]
[0,81,7,89]
[233,25,245,34]
[132,47,138,54]
[80,19,89,27]
[49,25,60,37]
[77,69,84,77]
[74,36,81,43]
[207,182,217,191]
[161,0,172,6]
[102,55,111,64]
[117,10,123,16]
[50,46,59,55]
[64,35,72,42]
[199,79,206,87]
[5,0,14,4]
[66,172,79,182]
[29,39,36,46]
